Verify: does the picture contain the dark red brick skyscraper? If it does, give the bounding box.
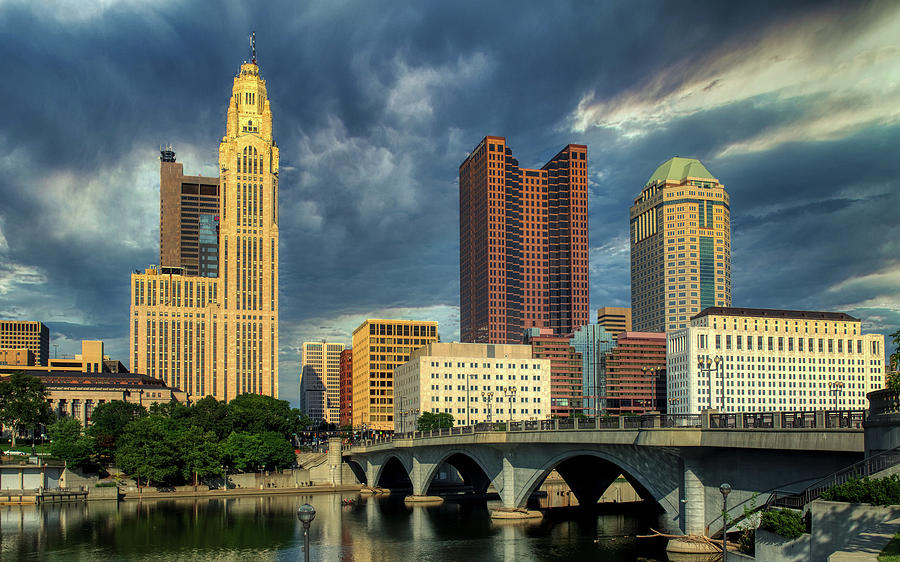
[460,136,589,344]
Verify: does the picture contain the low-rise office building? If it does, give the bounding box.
[393,342,551,431]
[667,307,886,414]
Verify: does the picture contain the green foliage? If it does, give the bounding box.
[760,508,805,540]
[115,415,185,485]
[181,426,223,482]
[0,372,52,447]
[890,329,900,373]
[416,411,454,431]
[227,394,310,438]
[95,481,117,488]
[48,417,93,468]
[222,431,295,472]
[887,372,900,394]
[184,396,232,440]
[820,475,900,506]
[87,401,147,461]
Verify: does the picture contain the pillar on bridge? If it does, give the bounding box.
[328,438,342,486]
[683,457,705,536]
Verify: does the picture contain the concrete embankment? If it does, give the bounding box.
[120,484,362,501]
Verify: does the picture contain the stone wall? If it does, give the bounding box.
[755,529,809,562]
[810,500,900,560]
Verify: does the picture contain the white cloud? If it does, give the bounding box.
[570,4,900,156]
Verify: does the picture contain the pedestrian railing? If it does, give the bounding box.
[346,409,866,449]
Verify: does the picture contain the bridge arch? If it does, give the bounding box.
[345,459,367,486]
[514,448,679,523]
[420,449,495,496]
[374,455,413,490]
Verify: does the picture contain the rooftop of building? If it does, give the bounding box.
[0,369,178,390]
[409,342,534,362]
[692,307,859,322]
[645,157,716,186]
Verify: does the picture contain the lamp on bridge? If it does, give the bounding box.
[828,380,845,412]
[719,482,732,560]
[297,503,316,562]
[504,386,517,425]
[669,397,680,414]
[481,391,494,424]
[642,365,663,412]
[698,355,724,411]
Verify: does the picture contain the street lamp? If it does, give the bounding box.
[719,483,732,560]
[669,397,680,414]
[481,391,494,424]
[297,503,316,562]
[504,386,517,425]
[698,355,724,410]
[641,365,663,412]
[828,380,845,411]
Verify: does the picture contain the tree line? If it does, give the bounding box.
[0,371,311,487]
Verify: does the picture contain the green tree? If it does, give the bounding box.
[181,426,223,484]
[48,417,93,468]
[115,415,185,486]
[416,411,454,431]
[227,394,310,438]
[222,431,295,472]
[890,329,900,373]
[87,400,147,460]
[0,371,52,448]
[185,396,232,440]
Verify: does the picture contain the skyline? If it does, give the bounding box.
[0,1,898,407]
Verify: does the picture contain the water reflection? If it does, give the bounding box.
[1,492,668,561]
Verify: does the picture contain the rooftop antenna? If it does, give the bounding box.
[250,31,257,64]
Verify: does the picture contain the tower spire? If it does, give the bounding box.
[250,31,256,64]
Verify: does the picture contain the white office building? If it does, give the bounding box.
[393,342,551,431]
[667,307,885,414]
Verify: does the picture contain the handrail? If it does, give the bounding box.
[769,444,900,509]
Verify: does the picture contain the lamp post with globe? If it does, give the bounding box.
[297,504,316,562]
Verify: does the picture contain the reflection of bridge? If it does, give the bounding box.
[344,410,864,534]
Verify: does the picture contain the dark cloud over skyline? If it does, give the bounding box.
[1,0,898,406]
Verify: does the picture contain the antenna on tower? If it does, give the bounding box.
[250,31,257,64]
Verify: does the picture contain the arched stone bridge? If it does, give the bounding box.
[344,411,864,534]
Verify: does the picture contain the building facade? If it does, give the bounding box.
[299,341,344,424]
[339,348,353,427]
[0,321,49,366]
[525,329,583,417]
[351,320,439,431]
[569,324,618,416]
[666,307,887,414]
[630,157,731,333]
[459,136,589,344]
[603,332,667,415]
[159,147,221,278]
[393,342,551,431]
[597,307,632,336]
[130,50,280,402]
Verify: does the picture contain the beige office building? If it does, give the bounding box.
[351,319,438,431]
[300,342,345,424]
[130,51,280,401]
[394,342,551,431]
[596,307,632,336]
[630,157,731,332]
[0,320,49,366]
[666,308,886,414]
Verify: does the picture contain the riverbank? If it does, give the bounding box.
[119,484,363,501]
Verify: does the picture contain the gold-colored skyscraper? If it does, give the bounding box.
[129,41,279,401]
[351,319,438,431]
[630,157,731,333]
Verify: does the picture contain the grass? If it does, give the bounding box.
[879,530,900,561]
[1,439,50,456]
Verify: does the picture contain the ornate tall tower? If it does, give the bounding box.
[129,38,280,401]
[217,50,280,399]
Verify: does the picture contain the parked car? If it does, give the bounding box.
[3,450,27,456]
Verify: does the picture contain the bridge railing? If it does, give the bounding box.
[347,409,866,449]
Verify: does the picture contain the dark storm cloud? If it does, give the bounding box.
[0,0,897,405]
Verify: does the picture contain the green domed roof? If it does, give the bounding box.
[645,157,715,186]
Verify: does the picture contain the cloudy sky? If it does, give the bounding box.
[1,0,898,406]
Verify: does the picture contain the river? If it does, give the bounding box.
[1,490,673,560]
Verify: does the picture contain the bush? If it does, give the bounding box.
[95,481,117,488]
[820,475,900,506]
[761,508,805,539]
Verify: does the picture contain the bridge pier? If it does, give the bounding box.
[683,457,705,536]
